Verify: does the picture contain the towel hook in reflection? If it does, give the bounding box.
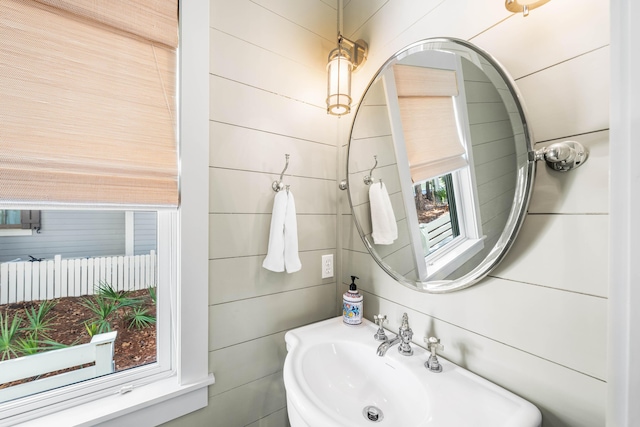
[272,154,290,192]
[363,155,378,185]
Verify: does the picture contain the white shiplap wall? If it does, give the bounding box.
[163,1,339,426]
[339,1,609,427]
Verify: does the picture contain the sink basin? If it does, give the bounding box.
[283,317,541,427]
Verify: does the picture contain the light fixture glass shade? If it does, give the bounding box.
[326,49,353,116]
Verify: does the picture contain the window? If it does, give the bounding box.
[415,174,460,256]
[417,169,484,280]
[0,211,160,398]
[383,51,484,281]
[0,1,211,425]
[0,210,40,236]
[0,210,21,229]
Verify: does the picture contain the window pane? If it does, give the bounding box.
[0,210,157,403]
[415,174,460,257]
[0,210,21,226]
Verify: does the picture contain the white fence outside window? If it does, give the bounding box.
[419,212,453,252]
[0,251,156,304]
[0,331,117,402]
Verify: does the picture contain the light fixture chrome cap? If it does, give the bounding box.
[505,0,551,16]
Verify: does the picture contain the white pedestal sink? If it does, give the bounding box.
[283,316,541,427]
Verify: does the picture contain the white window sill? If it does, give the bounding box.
[425,237,485,281]
[16,374,214,427]
[0,229,33,237]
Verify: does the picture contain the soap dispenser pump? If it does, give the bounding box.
[343,275,363,325]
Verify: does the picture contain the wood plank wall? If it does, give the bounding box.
[163,1,340,426]
[339,1,609,426]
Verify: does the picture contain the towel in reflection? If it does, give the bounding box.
[262,190,302,273]
[369,182,397,245]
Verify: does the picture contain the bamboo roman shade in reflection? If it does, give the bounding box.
[393,64,467,183]
[0,0,178,208]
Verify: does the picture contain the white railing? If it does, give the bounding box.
[0,251,156,304]
[420,212,453,252]
[0,331,117,403]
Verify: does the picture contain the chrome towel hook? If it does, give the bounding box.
[363,155,378,185]
[272,154,290,192]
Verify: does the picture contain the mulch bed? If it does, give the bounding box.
[417,205,450,223]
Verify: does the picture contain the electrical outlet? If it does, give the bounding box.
[322,254,334,278]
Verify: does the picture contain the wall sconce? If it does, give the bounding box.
[505,0,551,16]
[326,34,368,116]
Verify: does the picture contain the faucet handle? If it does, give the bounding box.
[373,314,387,327]
[373,314,388,341]
[424,337,444,373]
[425,336,444,352]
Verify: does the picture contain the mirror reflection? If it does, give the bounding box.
[347,38,534,292]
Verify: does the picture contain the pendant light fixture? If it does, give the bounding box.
[326,2,368,116]
[505,0,551,16]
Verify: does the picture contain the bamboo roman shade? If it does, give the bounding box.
[393,64,467,183]
[0,0,179,208]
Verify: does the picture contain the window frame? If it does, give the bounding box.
[0,210,40,236]
[0,2,212,425]
[421,168,485,281]
[0,212,173,420]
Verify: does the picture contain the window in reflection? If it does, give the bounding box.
[413,167,484,282]
[415,174,460,256]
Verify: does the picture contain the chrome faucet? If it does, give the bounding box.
[376,313,413,356]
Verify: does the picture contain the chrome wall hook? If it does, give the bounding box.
[272,154,290,192]
[363,155,378,185]
[535,141,587,172]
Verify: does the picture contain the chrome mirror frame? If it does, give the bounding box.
[345,37,536,293]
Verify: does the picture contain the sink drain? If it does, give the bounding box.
[362,405,384,423]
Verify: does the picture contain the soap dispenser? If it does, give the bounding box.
[343,275,363,325]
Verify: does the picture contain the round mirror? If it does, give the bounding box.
[347,38,535,293]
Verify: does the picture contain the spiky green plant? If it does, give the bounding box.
[15,333,40,356]
[79,296,117,334]
[0,312,23,360]
[39,339,73,351]
[84,321,99,338]
[15,333,70,356]
[22,300,57,340]
[126,306,156,330]
[148,286,157,304]
[95,281,138,308]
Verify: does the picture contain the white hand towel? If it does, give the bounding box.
[283,191,302,273]
[369,182,398,245]
[262,191,287,272]
[262,190,302,273]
